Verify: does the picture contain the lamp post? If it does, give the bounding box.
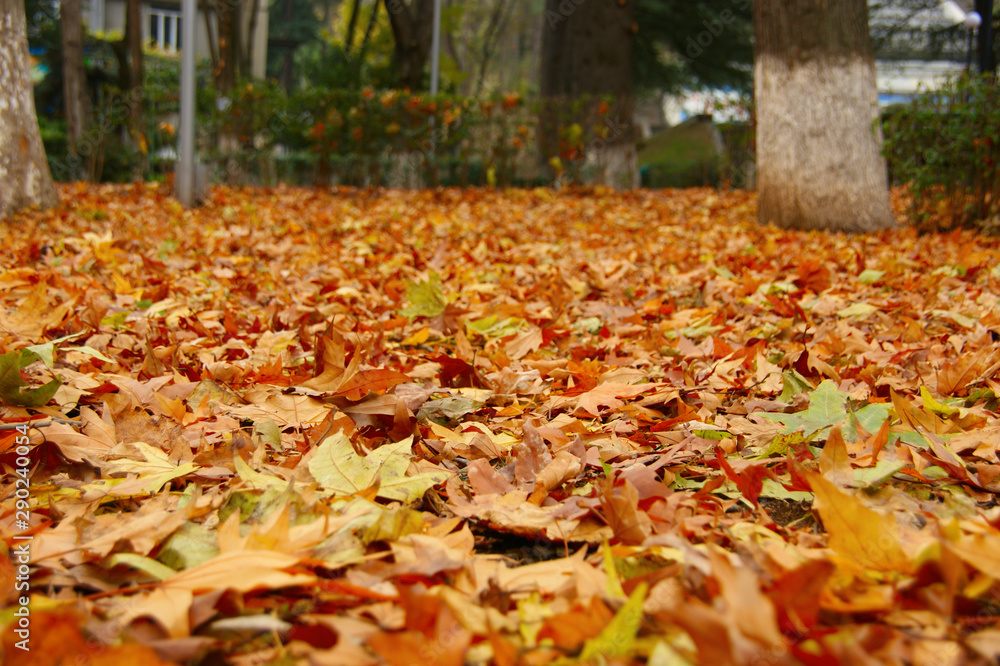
[964,11,983,71]
[176,0,197,206]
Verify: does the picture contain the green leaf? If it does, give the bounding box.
[753,432,806,458]
[108,553,177,581]
[102,442,201,493]
[576,316,603,335]
[712,265,736,280]
[309,434,452,503]
[759,478,813,502]
[157,522,219,570]
[416,396,482,423]
[25,342,55,368]
[931,309,976,329]
[759,380,891,442]
[399,272,447,319]
[692,428,731,440]
[920,385,961,417]
[233,454,287,490]
[579,582,647,659]
[853,460,907,489]
[254,419,283,447]
[837,302,879,318]
[857,269,885,284]
[466,315,527,338]
[65,346,114,363]
[101,311,130,329]
[0,350,61,407]
[778,370,813,402]
[26,332,86,367]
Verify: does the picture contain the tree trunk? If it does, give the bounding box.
[975,0,995,76]
[345,0,363,53]
[0,0,59,217]
[539,0,637,189]
[473,0,514,97]
[241,0,261,78]
[61,0,89,180]
[385,0,435,90]
[215,0,238,93]
[125,0,145,178]
[754,0,895,232]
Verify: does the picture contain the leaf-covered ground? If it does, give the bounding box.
[3,184,1000,665]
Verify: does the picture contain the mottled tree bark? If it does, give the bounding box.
[385,0,435,90]
[125,0,145,177]
[61,0,90,180]
[214,0,239,94]
[540,0,637,189]
[0,0,58,218]
[754,0,895,232]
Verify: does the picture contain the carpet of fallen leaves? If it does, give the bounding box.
[3,183,1000,666]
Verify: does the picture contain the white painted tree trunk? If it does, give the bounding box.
[585,142,639,190]
[0,0,58,218]
[754,0,895,232]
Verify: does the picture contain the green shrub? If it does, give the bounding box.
[882,75,1000,233]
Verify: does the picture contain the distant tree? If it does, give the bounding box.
[385,0,435,90]
[60,0,89,179]
[0,0,59,218]
[109,0,144,176]
[452,0,515,96]
[975,0,995,75]
[755,0,895,231]
[209,0,240,93]
[267,0,323,91]
[633,0,754,93]
[540,0,637,188]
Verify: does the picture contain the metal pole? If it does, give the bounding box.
[177,0,197,206]
[968,28,976,70]
[430,0,442,95]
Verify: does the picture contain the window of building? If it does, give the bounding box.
[149,7,182,52]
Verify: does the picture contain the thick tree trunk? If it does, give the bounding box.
[0,0,59,217]
[754,0,895,232]
[540,0,637,189]
[385,0,434,90]
[61,0,89,180]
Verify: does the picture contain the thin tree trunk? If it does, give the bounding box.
[125,0,145,178]
[345,0,363,53]
[215,0,237,93]
[474,0,513,98]
[754,0,895,232]
[242,0,261,78]
[204,5,218,70]
[0,0,59,217]
[61,0,90,180]
[358,0,380,59]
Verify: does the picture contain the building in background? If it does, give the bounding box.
[85,0,269,79]
[869,0,972,104]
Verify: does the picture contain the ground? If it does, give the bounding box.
[3,184,1000,665]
